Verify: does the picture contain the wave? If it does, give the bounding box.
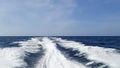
[0,37,120,68]
[54,37,120,68]
[0,48,27,68]
[35,37,85,68]
[0,38,42,68]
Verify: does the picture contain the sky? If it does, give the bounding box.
[0,0,120,36]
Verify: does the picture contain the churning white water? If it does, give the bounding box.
[0,37,120,68]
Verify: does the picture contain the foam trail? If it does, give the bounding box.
[55,38,120,68]
[16,38,42,53]
[1,37,120,68]
[0,48,27,68]
[35,37,86,68]
[0,38,42,68]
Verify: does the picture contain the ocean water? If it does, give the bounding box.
[0,36,120,68]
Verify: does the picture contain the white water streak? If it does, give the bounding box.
[0,37,120,68]
[0,38,41,68]
[55,38,120,68]
[35,37,86,68]
[0,48,27,68]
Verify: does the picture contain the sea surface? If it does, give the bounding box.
[0,36,120,68]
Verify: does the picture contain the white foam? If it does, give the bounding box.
[0,47,27,68]
[15,38,42,53]
[55,38,120,68]
[35,37,86,68]
[0,38,42,68]
[1,37,119,68]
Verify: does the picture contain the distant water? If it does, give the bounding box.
[0,36,120,68]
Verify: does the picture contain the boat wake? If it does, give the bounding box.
[0,37,120,68]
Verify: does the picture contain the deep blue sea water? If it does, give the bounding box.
[60,36,120,50]
[0,36,120,68]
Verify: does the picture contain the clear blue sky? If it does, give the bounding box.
[0,0,120,36]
